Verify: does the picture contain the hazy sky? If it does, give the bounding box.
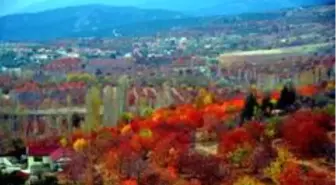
[2,0,137,14]
[1,0,225,15]
[0,0,42,14]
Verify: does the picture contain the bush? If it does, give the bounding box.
[31,176,59,185]
[0,171,27,185]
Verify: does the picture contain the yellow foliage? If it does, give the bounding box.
[60,137,68,147]
[121,112,134,121]
[263,147,295,185]
[233,176,265,185]
[250,84,257,90]
[227,146,251,167]
[84,86,102,132]
[203,94,214,105]
[67,73,96,82]
[173,178,189,185]
[198,88,207,96]
[139,128,153,138]
[327,81,335,90]
[195,88,214,107]
[270,98,277,105]
[121,125,132,135]
[73,138,88,152]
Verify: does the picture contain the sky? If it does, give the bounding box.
[2,0,148,14]
[0,0,334,16]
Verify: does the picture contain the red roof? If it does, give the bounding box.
[44,57,81,71]
[54,82,86,91]
[15,82,40,92]
[0,76,11,85]
[172,56,205,67]
[50,148,74,161]
[89,59,133,68]
[28,145,59,156]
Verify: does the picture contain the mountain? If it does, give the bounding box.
[0,4,188,41]
[5,0,335,16]
[16,0,146,15]
[0,4,334,41]
[192,0,335,16]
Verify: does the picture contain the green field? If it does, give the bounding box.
[219,42,335,65]
[220,42,334,57]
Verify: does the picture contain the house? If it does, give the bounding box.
[43,57,82,75]
[14,82,43,107]
[171,56,206,68]
[86,58,135,75]
[27,145,59,171]
[0,75,11,87]
[33,54,49,60]
[0,155,30,182]
[170,56,206,75]
[49,148,74,171]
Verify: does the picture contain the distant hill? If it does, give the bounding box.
[6,0,335,16]
[0,4,334,41]
[191,0,335,16]
[12,0,150,15]
[0,4,188,41]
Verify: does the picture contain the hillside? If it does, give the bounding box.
[193,0,335,16]
[98,5,335,38]
[4,0,335,16]
[0,4,187,41]
[0,4,334,41]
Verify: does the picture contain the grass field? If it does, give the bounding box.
[219,42,334,66]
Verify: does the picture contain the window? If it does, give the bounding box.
[33,156,43,162]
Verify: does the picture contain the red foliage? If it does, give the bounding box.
[279,162,305,185]
[138,135,155,150]
[97,127,119,137]
[166,166,178,180]
[244,121,265,140]
[312,111,334,131]
[271,91,281,100]
[202,104,226,120]
[306,170,335,185]
[129,135,142,152]
[150,133,178,167]
[202,113,221,132]
[118,140,139,158]
[228,97,245,111]
[147,124,193,167]
[189,179,202,185]
[177,152,226,185]
[281,110,329,156]
[219,127,255,154]
[130,119,141,133]
[139,171,171,185]
[71,129,85,141]
[163,106,203,128]
[151,127,192,154]
[104,148,120,172]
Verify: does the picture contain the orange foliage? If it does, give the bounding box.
[297,85,318,97]
[121,179,138,185]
